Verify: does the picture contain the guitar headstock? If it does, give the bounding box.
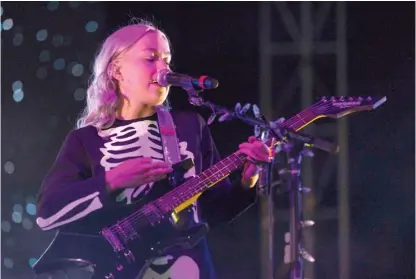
[312,96,387,119]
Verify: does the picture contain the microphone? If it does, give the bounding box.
[156,69,219,90]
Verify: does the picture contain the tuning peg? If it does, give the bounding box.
[240,103,251,114]
[300,249,315,262]
[252,104,261,119]
[254,125,261,137]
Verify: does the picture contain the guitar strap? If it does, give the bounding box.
[155,105,182,165]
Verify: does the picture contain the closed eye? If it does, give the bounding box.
[164,58,173,67]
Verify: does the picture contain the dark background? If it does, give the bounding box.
[1,1,414,279]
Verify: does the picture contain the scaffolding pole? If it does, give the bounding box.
[258,2,349,279]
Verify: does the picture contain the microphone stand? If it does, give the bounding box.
[180,86,337,279]
[257,129,278,279]
[279,138,311,279]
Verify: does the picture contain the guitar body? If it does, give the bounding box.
[33,158,209,279]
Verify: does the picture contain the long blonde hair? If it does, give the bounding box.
[76,20,171,130]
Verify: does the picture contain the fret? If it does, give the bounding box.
[220,158,233,173]
[230,154,244,167]
[210,164,220,174]
[216,160,226,170]
[203,169,216,185]
[198,172,207,182]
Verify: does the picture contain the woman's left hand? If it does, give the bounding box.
[237,136,272,188]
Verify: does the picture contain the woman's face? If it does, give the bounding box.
[113,30,172,107]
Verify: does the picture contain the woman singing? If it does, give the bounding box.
[34,20,271,279]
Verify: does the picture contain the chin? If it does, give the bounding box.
[151,89,169,106]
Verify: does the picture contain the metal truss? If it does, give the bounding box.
[258,2,349,279]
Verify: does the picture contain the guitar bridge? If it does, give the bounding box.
[143,203,165,226]
[101,227,125,252]
[101,220,140,252]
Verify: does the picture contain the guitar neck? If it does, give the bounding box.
[155,152,246,213]
[154,106,317,213]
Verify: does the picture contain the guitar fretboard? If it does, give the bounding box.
[155,152,246,213]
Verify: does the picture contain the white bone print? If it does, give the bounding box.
[141,256,200,279]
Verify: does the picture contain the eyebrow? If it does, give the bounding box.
[141,48,171,55]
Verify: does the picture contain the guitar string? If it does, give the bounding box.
[107,100,334,234]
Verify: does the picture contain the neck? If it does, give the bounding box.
[117,99,156,120]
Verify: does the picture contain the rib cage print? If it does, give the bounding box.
[98,119,165,204]
[97,118,197,207]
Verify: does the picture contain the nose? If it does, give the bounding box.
[156,59,170,72]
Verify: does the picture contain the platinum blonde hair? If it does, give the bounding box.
[76,20,171,130]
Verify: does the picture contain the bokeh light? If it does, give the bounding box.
[26,203,37,216]
[52,33,64,47]
[36,67,48,79]
[12,212,22,224]
[36,29,48,41]
[13,89,24,102]
[73,88,86,101]
[22,217,33,230]
[2,220,12,232]
[85,20,98,33]
[12,80,23,91]
[39,50,50,62]
[28,258,37,267]
[4,258,14,269]
[13,204,23,213]
[46,1,59,11]
[71,63,84,77]
[3,18,14,30]
[13,33,24,46]
[4,161,15,174]
[53,58,66,70]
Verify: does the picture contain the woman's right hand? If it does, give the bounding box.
[105,157,173,192]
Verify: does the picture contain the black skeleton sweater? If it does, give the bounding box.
[36,111,256,279]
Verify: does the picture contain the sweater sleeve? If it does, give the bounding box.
[196,114,257,228]
[36,129,109,231]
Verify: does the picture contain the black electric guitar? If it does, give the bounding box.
[32,96,386,279]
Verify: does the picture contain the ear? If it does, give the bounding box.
[109,62,122,81]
